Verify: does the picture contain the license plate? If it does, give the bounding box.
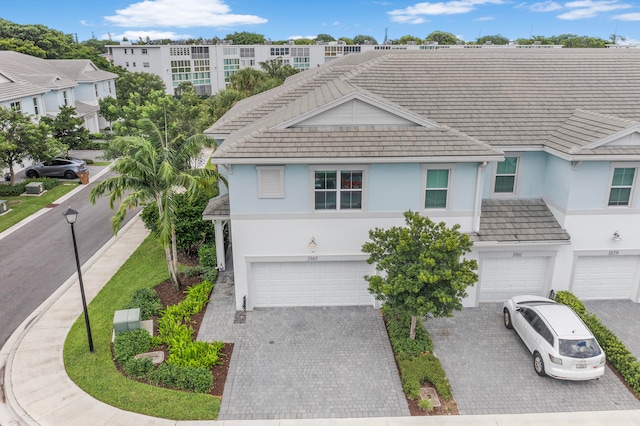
[575,363,587,369]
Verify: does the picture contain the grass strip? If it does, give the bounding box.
[63,235,221,420]
[0,184,78,232]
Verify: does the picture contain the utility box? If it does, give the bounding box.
[0,200,8,213]
[113,308,141,335]
[25,182,44,195]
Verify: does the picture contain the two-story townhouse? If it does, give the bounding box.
[204,49,640,311]
[0,51,117,134]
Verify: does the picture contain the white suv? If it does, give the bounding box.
[503,295,606,380]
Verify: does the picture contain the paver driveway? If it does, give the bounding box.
[198,273,409,420]
[424,303,640,415]
[584,300,640,360]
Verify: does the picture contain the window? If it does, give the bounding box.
[314,170,363,210]
[141,48,148,54]
[132,62,136,67]
[10,101,21,112]
[125,61,129,67]
[124,48,127,54]
[94,84,99,97]
[257,166,285,198]
[32,97,39,115]
[425,169,449,209]
[494,156,518,194]
[143,62,150,68]
[63,91,68,106]
[108,81,112,94]
[609,167,636,206]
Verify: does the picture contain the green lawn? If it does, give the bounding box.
[63,235,221,420]
[0,183,79,232]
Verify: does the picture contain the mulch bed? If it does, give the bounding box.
[113,254,233,399]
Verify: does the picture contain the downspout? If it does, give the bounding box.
[473,162,488,233]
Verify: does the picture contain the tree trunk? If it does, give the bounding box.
[410,315,417,340]
[165,245,180,290]
[170,223,181,289]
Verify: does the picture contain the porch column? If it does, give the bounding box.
[214,219,226,271]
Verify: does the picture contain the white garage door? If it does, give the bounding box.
[251,261,374,307]
[572,256,639,300]
[479,256,549,303]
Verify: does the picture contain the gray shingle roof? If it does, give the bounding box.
[202,194,230,220]
[207,49,640,162]
[478,199,570,242]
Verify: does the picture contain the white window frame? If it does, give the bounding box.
[62,91,68,106]
[257,166,285,199]
[607,163,638,207]
[491,154,522,197]
[32,97,39,115]
[422,164,454,210]
[309,166,368,212]
[10,101,21,112]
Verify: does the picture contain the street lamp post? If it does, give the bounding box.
[63,207,94,353]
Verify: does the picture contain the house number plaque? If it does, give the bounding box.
[308,256,318,261]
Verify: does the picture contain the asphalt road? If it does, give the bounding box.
[0,169,139,347]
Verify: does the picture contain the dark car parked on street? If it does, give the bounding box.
[24,158,87,179]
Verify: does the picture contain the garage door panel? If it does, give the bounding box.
[479,256,548,303]
[252,261,373,308]
[572,256,638,300]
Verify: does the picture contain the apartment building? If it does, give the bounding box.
[108,41,561,96]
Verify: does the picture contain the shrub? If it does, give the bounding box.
[198,243,217,269]
[123,288,162,320]
[418,398,433,412]
[556,291,640,397]
[399,353,452,401]
[113,329,152,364]
[0,183,26,196]
[382,305,433,357]
[26,177,60,191]
[148,364,213,394]
[183,265,218,283]
[123,357,155,378]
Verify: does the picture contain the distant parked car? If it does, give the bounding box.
[503,295,605,380]
[24,158,87,179]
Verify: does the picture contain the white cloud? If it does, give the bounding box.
[288,35,316,40]
[104,0,267,28]
[80,20,95,27]
[557,0,632,20]
[100,30,194,41]
[476,16,496,20]
[529,1,562,12]
[613,12,640,20]
[388,0,504,23]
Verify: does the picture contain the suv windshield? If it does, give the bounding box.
[559,338,602,358]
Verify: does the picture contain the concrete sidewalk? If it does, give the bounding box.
[1,174,640,424]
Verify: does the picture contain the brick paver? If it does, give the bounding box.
[584,300,640,361]
[424,303,640,415]
[198,271,409,420]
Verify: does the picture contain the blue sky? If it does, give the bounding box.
[3,0,640,44]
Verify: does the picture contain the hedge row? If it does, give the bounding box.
[382,305,452,403]
[555,291,640,396]
[0,177,60,196]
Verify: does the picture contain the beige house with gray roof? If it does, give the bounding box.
[204,49,640,310]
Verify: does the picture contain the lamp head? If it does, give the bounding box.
[63,207,79,225]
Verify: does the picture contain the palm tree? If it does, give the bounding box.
[90,124,221,290]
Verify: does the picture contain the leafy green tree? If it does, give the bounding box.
[224,31,265,45]
[259,58,298,81]
[229,67,268,96]
[353,35,378,45]
[204,88,246,123]
[40,105,89,149]
[293,38,315,45]
[90,123,222,290]
[475,34,510,45]
[398,35,423,45]
[0,38,46,57]
[362,211,478,339]
[315,33,335,42]
[0,107,58,185]
[110,71,166,108]
[425,30,461,45]
[516,34,607,48]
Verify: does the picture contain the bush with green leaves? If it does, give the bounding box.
[148,363,213,394]
[141,194,215,255]
[382,305,433,357]
[123,357,155,378]
[183,264,218,283]
[123,288,162,320]
[155,280,224,369]
[0,182,26,196]
[555,291,640,396]
[398,352,452,401]
[418,398,433,412]
[198,243,217,269]
[113,329,152,364]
